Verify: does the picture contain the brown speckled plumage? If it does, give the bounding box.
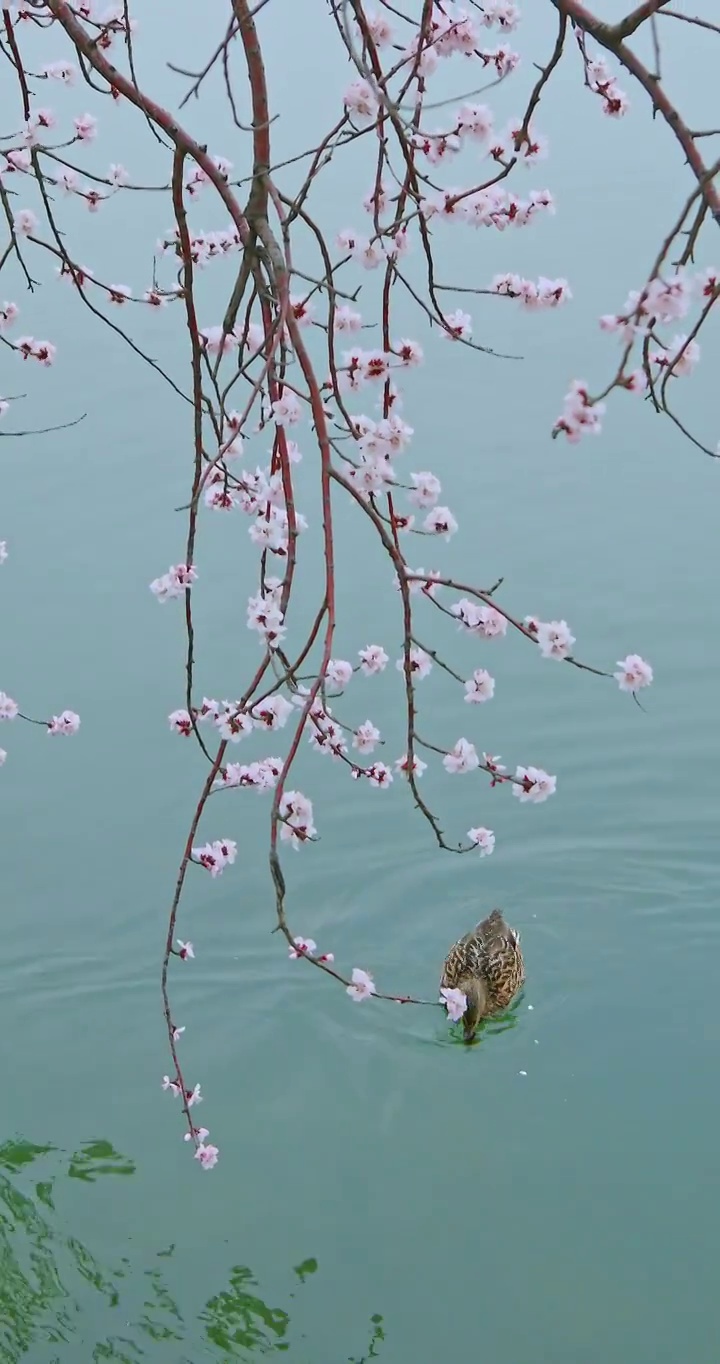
[441,909,525,1041]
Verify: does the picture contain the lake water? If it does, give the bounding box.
[1,3,719,1361]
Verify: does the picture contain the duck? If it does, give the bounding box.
[440,909,525,1042]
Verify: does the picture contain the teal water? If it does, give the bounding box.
[2,3,719,1361]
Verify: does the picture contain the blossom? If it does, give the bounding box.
[162,1075,181,1096]
[15,209,37,236]
[177,940,194,959]
[536,619,575,661]
[423,506,458,540]
[326,659,353,688]
[396,646,432,680]
[252,695,294,730]
[467,826,495,856]
[440,309,472,341]
[47,710,80,736]
[289,936,317,959]
[149,563,197,602]
[512,766,557,803]
[353,720,381,754]
[42,60,77,83]
[279,790,316,848]
[184,1127,209,1143]
[334,304,363,332]
[458,102,494,141]
[464,669,495,703]
[0,302,19,331]
[73,112,97,141]
[366,761,393,789]
[651,334,700,377]
[443,739,480,775]
[272,390,302,426]
[344,79,379,123]
[195,1143,219,1170]
[0,693,19,721]
[408,472,441,509]
[554,379,605,442]
[0,749,7,767]
[192,838,237,876]
[394,338,424,367]
[347,967,377,1002]
[215,707,253,742]
[200,325,237,356]
[395,753,427,778]
[452,599,508,639]
[358,644,388,676]
[614,654,653,692]
[172,1026,185,1041]
[440,986,467,1022]
[187,1083,203,1108]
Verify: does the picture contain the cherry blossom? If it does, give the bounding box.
[395,753,427,778]
[215,707,253,742]
[440,987,467,1022]
[536,620,575,661]
[149,564,197,602]
[353,720,381,755]
[366,761,393,789]
[467,826,495,856]
[252,695,294,731]
[443,739,480,775]
[358,644,389,676]
[0,750,6,767]
[192,838,237,876]
[47,710,81,736]
[177,941,194,961]
[464,669,495,703]
[289,936,317,959]
[326,659,353,688]
[423,506,458,540]
[614,654,653,692]
[344,79,379,124]
[195,1143,219,1170]
[440,309,472,341]
[397,646,432,680]
[0,693,19,721]
[347,968,377,1002]
[512,766,557,803]
[279,791,316,848]
[271,390,302,426]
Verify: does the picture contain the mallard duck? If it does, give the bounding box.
[440,909,525,1042]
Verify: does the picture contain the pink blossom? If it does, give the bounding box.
[440,987,467,1022]
[651,334,700,377]
[334,304,363,333]
[614,654,653,692]
[272,390,302,426]
[467,826,495,856]
[0,749,6,767]
[351,237,385,270]
[108,285,131,305]
[396,646,432,680]
[395,753,427,778]
[252,695,293,731]
[0,302,19,331]
[289,936,317,959]
[0,693,19,721]
[408,472,441,509]
[42,60,76,84]
[353,720,381,755]
[195,1143,219,1170]
[215,707,253,742]
[0,542,6,563]
[47,710,80,736]
[162,1075,181,1097]
[15,209,37,236]
[200,325,237,356]
[423,506,458,540]
[536,620,575,661]
[358,644,388,676]
[366,9,393,44]
[184,1127,210,1143]
[464,669,495,703]
[172,1026,185,1041]
[347,967,377,1002]
[177,940,194,960]
[14,337,56,366]
[394,338,424,367]
[279,790,316,848]
[290,295,314,327]
[150,564,197,602]
[187,1083,203,1108]
[366,761,393,789]
[512,766,557,803]
[440,309,472,341]
[458,102,494,141]
[326,659,353,688]
[443,739,480,775]
[344,79,379,123]
[192,838,237,876]
[74,113,98,141]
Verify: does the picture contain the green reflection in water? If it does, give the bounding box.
[0,1139,384,1362]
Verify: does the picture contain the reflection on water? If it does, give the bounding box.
[0,1140,384,1362]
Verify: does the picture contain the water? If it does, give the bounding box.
[1,3,719,1360]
